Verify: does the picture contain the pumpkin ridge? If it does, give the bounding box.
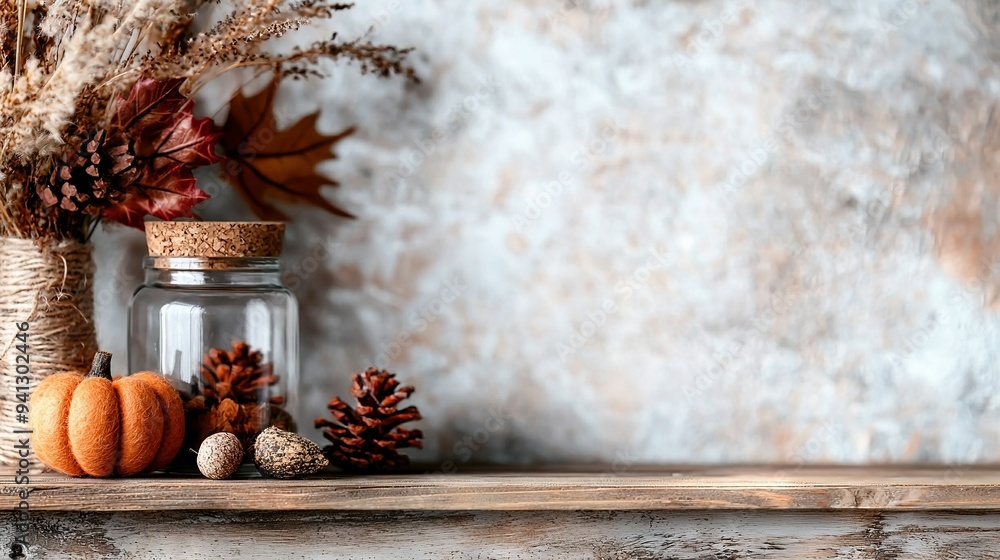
[68,376,120,477]
[30,373,85,476]
[131,372,185,473]
[113,377,165,476]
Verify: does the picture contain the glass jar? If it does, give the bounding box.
[128,222,298,459]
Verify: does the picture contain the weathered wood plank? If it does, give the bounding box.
[5,510,1000,559]
[1,466,999,512]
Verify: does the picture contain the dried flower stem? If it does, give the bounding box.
[13,0,25,76]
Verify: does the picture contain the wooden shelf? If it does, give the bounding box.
[9,466,1000,558]
[5,465,1000,512]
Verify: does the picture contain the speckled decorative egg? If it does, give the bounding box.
[197,432,244,480]
[253,427,329,479]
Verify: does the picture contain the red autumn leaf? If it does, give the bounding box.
[146,106,223,171]
[219,78,355,220]
[113,77,222,170]
[102,164,209,229]
[101,77,222,230]
[114,77,189,134]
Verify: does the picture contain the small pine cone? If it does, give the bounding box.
[185,396,267,450]
[201,341,283,405]
[38,130,136,214]
[314,367,423,472]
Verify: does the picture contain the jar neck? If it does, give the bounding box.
[144,257,282,287]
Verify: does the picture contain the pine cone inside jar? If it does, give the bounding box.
[37,130,137,213]
[185,396,265,450]
[314,367,423,472]
[201,341,283,405]
[181,341,291,454]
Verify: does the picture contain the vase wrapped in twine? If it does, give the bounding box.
[0,237,98,470]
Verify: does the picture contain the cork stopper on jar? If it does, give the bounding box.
[145,221,285,258]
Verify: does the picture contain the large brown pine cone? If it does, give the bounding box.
[38,130,136,213]
[314,368,423,472]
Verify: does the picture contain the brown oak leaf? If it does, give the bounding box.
[219,79,356,220]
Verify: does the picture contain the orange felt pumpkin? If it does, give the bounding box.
[30,352,185,477]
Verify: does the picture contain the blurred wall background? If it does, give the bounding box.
[94,0,1000,465]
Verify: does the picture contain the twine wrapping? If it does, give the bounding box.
[0,237,97,470]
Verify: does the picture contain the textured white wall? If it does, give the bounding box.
[94,0,1000,466]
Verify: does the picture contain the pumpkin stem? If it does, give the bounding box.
[87,351,113,380]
